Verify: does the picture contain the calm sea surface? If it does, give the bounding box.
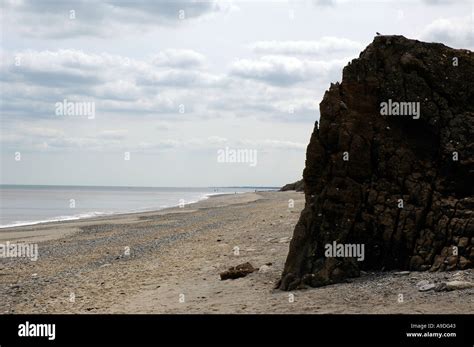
[0,185,275,228]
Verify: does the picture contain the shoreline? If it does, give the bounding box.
[0,192,242,241]
[0,191,472,314]
[0,188,276,232]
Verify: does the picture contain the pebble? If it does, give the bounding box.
[416,280,430,287]
[418,283,436,292]
[442,281,474,291]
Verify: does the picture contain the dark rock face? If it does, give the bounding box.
[279,36,474,290]
[280,179,304,192]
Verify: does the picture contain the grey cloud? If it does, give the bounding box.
[136,70,222,88]
[230,56,308,86]
[8,68,102,88]
[107,0,218,20]
[2,0,221,38]
[230,55,347,86]
[0,49,222,121]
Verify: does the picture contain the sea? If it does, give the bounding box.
[0,185,277,228]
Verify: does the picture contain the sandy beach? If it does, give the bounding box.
[0,191,472,314]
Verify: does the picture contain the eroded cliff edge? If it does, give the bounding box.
[279,36,474,290]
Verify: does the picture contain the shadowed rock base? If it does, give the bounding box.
[279,36,474,291]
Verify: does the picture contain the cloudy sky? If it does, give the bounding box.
[0,0,472,187]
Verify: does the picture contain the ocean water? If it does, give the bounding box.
[0,185,275,228]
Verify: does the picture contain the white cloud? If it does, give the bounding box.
[1,47,327,126]
[0,125,126,151]
[422,0,460,5]
[313,0,336,6]
[239,139,307,151]
[249,37,363,56]
[92,80,142,101]
[2,125,306,153]
[150,49,206,69]
[137,69,224,88]
[20,127,65,138]
[99,130,128,140]
[420,16,473,48]
[0,49,223,119]
[230,55,348,86]
[230,55,307,85]
[136,136,306,153]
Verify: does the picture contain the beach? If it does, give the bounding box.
[1,191,472,314]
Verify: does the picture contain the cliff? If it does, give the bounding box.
[280,179,304,192]
[279,36,474,290]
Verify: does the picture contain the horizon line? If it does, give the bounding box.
[0,184,281,189]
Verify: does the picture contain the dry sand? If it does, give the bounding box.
[0,191,472,314]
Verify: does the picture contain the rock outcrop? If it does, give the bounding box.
[220,262,256,280]
[279,36,474,290]
[280,179,304,192]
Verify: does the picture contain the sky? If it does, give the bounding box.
[0,0,473,187]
